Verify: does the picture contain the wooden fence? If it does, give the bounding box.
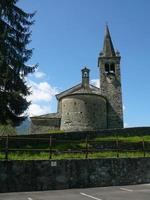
[0,135,149,160]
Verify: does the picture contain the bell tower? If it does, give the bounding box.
[98,25,123,128]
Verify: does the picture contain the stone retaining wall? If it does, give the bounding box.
[29,127,150,140]
[0,157,150,193]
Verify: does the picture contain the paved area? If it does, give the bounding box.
[0,184,150,200]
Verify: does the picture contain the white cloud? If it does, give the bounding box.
[27,81,58,103]
[25,67,59,117]
[91,79,100,88]
[27,68,46,79]
[123,105,126,111]
[26,78,59,117]
[124,123,128,128]
[28,104,51,117]
[34,71,46,79]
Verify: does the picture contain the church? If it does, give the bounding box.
[30,25,123,134]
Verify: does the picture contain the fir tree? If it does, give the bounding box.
[0,0,37,126]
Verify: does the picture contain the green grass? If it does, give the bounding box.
[0,150,149,160]
[93,135,150,142]
[1,134,150,160]
[47,130,65,134]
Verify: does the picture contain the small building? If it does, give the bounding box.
[30,25,123,134]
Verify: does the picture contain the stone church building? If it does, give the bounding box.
[30,25,123,134]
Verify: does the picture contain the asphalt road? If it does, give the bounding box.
[0,184,150,200]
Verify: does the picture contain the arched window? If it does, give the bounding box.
[105,63,109,73]
[83,71,88,77]
[110,63,115,73]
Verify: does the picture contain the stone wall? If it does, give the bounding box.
[29,127,150,139]
[99,53,123,129]
[30,118,60,134]
[0,157,150,193]
[61,94,107,131]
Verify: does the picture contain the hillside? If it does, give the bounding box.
[16,118,30,135]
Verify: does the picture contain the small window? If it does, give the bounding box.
[105,63,109,73]
[74,102,76,106]
[84,71,88,77]
[110,63,115,73]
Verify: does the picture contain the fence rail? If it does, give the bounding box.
[0,135,150,160]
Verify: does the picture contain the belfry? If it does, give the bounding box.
[98,25,123,128]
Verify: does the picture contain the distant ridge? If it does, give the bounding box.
[16,118,30,135]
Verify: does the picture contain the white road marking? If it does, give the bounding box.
[144,183,150,186]
[120,187,133,192]
[80,192,102,200]
[28,198,33,200]
[138,189,150,192]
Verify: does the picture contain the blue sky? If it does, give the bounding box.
[18,0,150,127]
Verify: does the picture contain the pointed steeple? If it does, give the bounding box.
[102,25,116,57]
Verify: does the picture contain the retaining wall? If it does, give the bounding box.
[0,157,150,193]
[29,127,150,139]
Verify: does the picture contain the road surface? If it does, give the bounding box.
[0,184,150,200]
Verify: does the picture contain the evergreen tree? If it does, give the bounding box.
[0,124,17,136]
[0,0,36,126]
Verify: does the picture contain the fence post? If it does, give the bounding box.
[49,136,52,160]
[5,135,9,161]
[0,137,1,160]
[116,136,119,158]
[142,138,145,157]
[85,135,88,159]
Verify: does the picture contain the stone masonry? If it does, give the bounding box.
[98,25,123,128]
[0,158,150,192]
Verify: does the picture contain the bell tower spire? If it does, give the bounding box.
[103,25,116,57]
[98,25,123,128]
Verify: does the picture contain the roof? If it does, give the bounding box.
[56,83,102,100]
[30,113,61,119]
[101,25,116,57]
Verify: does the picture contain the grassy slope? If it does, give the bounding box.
[0,134,150,160]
